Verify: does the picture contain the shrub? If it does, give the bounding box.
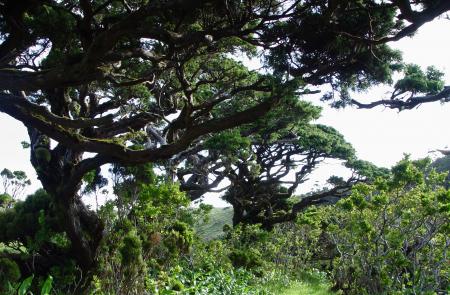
[229,248,263,269]
[316,158,450,294]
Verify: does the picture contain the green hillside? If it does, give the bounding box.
[432,154,450,188]
[195,207,233,240]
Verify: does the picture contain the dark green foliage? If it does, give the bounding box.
[296,124,355,159]
[345,159,390,180]
[229,248,263,269]
[193,156,450,294]
[0,189,55,243]
[165,221,194,254]
[395,64,445,95]
[34,147,51,163]
[120,230,143,266]
[0,188,76,293]
[82,168,108,195]
[204,129,251,153]
[0,258,21,291]
[2,156,445,294]
[265,2,403,86]
[91,164,298,294]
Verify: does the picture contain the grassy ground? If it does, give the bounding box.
[265,271,341,295]
[279,280,335,295]
[195,207,233,240]
[271,270,337,295]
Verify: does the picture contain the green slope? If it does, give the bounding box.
[195,207,233,240]
[432,154,450,188]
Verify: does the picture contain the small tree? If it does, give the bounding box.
[0,168,31,202]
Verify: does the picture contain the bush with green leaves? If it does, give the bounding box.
[92,172,196,294]
[313,157,450,294]
[147,260,272,295]
[221,218,324,276]
[143,234,302,295]
[227,155,450,294]
[93,211,286,294]
[0,272,53,295]
[0,188,79,293]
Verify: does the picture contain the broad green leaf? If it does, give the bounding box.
[18,275,34,295]
[41,275,53,295]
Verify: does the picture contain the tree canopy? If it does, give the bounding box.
[1,0,450,285]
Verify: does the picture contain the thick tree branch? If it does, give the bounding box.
[1,92,277,164]
[351,86,450,110]
[0,93,114,128]
[338,1,450,45]
[0,65,106,91]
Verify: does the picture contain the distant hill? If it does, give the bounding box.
[432,155,450,188]
[195,207,233,240]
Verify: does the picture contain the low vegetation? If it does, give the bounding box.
[0,156,448,294]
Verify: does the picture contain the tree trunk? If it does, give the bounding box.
[58,196,104,272]
[28,128,104,282]
[232,203,244,227]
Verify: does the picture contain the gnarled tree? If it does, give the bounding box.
[177,100,388,229]
[0,0,449,284]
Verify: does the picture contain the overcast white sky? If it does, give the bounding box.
[1,19,449,204]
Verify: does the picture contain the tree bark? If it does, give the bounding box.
[27,127,104,279]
